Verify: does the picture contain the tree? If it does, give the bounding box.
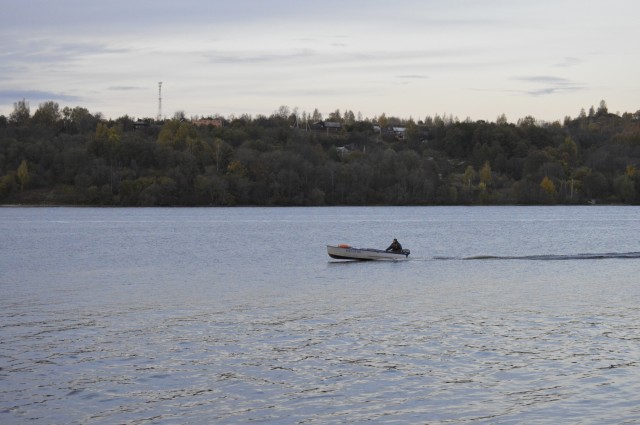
[614,174,636,203]
[328,109,342,122]
[463,165,476,188]
[479,161,492,186]
[32,101,61,129]
[275,105,290,119]
[17,160,30,191]
[93,123,122,193]
[9,99,30,126]
[62,106,98,134]
[540,176,556,195]
[597,100,608,116]
[377,113,388,129]
[517,116,536,128]
[3,98,640,206]
[560,136,578,165]
[582,170,608,199]
[344,110,356,125]
[213,138,233,174]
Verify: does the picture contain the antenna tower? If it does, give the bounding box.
[157,82,163,121]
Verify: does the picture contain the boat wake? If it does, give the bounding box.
[432,252,640,261]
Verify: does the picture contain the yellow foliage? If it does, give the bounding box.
[479,161,492,185]
[226,160,247,176]
[540,176,556,194]
[17,160,30,191]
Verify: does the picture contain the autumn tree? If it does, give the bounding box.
[17,160,30,191]
[479,161,492,186]
[540,176,557,202]
[463,165,476,188]
[377,113,389,129]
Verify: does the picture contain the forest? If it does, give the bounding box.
[1,99,639,206]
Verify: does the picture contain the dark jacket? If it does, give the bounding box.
[386,240,402,252]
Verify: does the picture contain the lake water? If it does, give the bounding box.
[1,206,640,424]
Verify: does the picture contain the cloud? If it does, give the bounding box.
[203,49,315,64]
[511,75,586,96]
[0,89,81,103]
[397,75,428,79]
[554,57,582,68]
[0,39,130,69]
[515,76,571,84]
[108,86,145,91]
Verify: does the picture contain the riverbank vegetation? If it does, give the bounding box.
[1,100,639,206]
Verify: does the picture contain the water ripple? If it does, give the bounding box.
[3,206,640,424]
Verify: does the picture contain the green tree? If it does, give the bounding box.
[344,110,356,125]
[62,106,98,134]
[328,109,342,122]
[0,173,17,198]
[213,138,233,174]
[596,100,608,116]
[9,99,30,126]
[93,123,122,193]
[517,115,536,128]
[614,174,636,203]
[32,101,61,129]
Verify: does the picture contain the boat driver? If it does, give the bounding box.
[386,238,403,252]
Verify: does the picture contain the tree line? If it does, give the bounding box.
[1,99,639,206]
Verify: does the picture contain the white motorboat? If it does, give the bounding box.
[327,244,410,261]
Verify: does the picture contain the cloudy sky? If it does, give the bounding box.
[1,0,638,123]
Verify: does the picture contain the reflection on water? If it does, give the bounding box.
[1,206,640,424]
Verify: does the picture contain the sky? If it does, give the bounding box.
[1,0,639,123]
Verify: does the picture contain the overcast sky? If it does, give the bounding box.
[1,0,638,123]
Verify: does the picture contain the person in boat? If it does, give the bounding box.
[385,238,403,252]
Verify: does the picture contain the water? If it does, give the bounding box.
[1,206,639,424]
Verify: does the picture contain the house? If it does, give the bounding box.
[312,121,342,132]
[324,121,342,131]
[133,119,150,129]
[392,127,406,140]
[335,146,350,157]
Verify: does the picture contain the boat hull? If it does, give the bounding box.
[327,245,410,261]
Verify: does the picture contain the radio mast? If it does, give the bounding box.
[157,82,163,121]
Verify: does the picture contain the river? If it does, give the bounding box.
[1,206,639,424]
